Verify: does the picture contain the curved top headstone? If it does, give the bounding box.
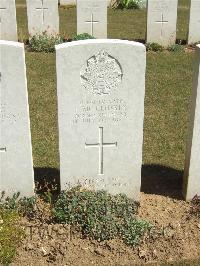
[0,41,34,198]
[56,39,146,201]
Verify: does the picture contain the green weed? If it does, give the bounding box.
[146,42,164,52]
[29,32,64,52]
[53,187,151,245]
[73,33,95,41]
[168,44,185,53]
[0,207,24,264]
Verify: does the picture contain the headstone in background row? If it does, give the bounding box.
[56,40,146,201]
[27,0,59,37]
[188,0,200,44]
[147,0,178,46]
[183,44,200,201]
[0,41,34,198]
[77,0,107,38]
[0,0,17,41]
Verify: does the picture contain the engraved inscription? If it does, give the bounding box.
[80,50,123,96]
[72,98,127,125]
[85,127,117,175]
[0,103,21,124]
[81,2,100,12]
[0,6,6,24]
[152,1,169,12]
[67,177,128,190]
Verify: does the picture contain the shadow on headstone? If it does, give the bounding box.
[34,167,60,195]
[141,164,183,200]
[34,165,183,200]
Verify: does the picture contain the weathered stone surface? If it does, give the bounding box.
[27,0,59,37]
[147,0,178,46]
[0,0,17,41]
[183,44,200,200]
[77,0,107,38]
[0,41,34,198]
[56,40,146,201]
[188,0,200,44]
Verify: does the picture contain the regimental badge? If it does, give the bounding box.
[80,50,123,96]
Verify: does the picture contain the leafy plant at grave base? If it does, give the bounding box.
[111,0,143,9]
[29,32,64,53]
[0,206,24,264]
[168,44,184,53]
[43,191,54,205]
[53,186,151,245]
[0,191,36,217]
[146,42,164,52]
[72,33,96,41]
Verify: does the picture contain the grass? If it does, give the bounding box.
[0,207,24,264]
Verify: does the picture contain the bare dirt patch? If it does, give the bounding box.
[11,193,200,266]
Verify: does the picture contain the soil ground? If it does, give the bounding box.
[12,191,200,266]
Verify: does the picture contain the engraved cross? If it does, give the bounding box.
[156,13,168,37]
[36,0,48,24]
[0,6,6,24]
[85,127,117,175]
[85,13,99,36]
[0,147,6,153]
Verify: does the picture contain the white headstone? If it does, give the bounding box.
[77,0,107,38]
[27,0,59,37]
[147,0,178,46]
[183,44,200,201]
[188,0,200,45]
[0,41,34,198]
[0,0,17,41]
[56,40,146,201]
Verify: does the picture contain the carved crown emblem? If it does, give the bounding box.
[80,50,123,96]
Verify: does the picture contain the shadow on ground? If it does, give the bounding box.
[34,167,60,195]
[34,165,184,200]
[141,164,183,200]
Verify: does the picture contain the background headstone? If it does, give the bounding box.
[27,0,59,37]
[56,39,146,201]
[0,0,17,41]
[147,0,178,46]
[183,44,200,200]
[77,0,107,38]
[0,41,34,198]
[188,0,200,44]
